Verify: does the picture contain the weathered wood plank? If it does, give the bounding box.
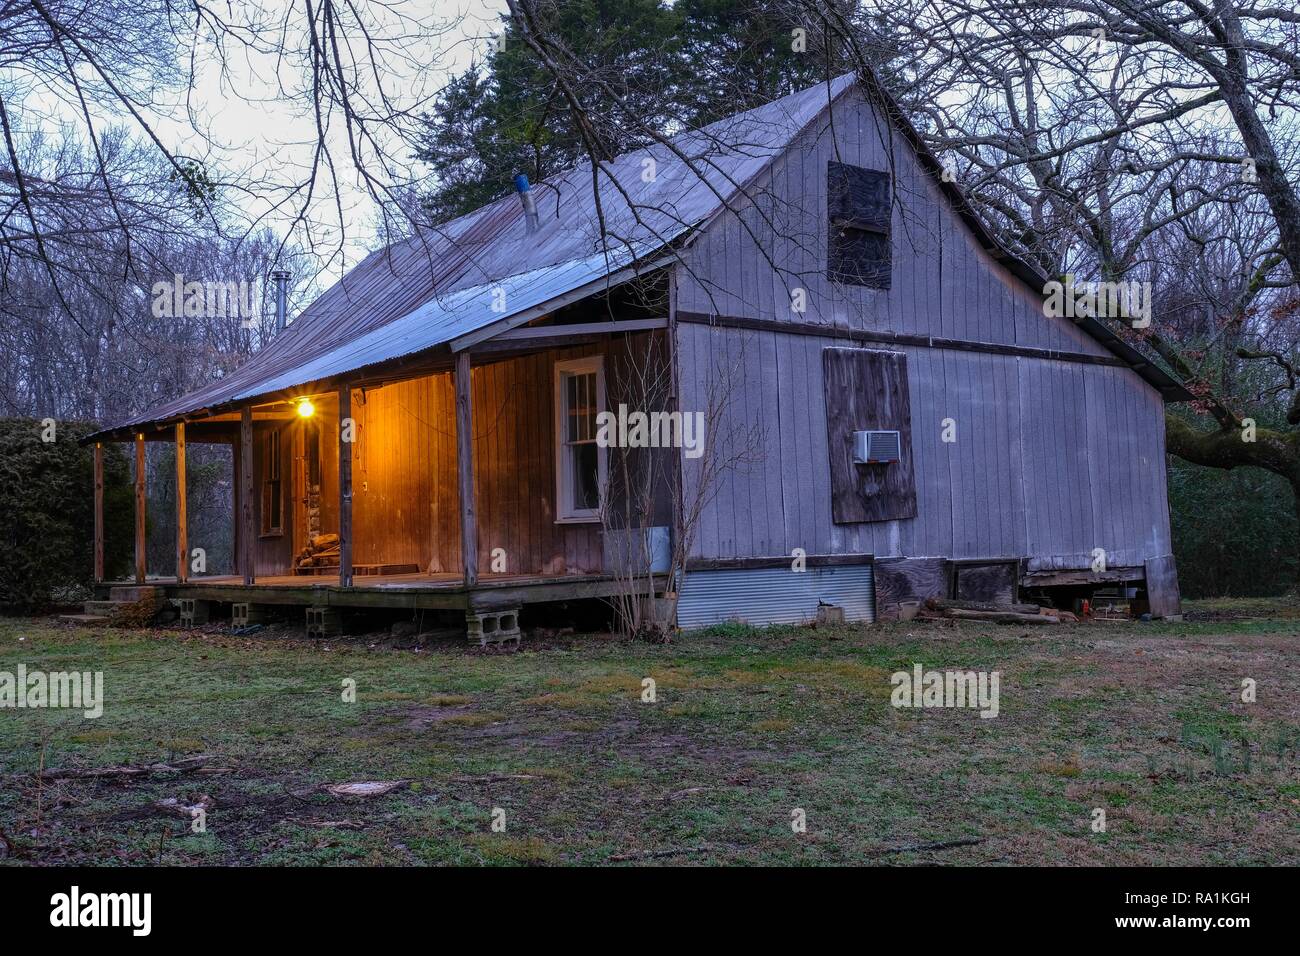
[1021,566,1143,587]
[944,608,1057,624]
[175,423,188,583]
[338,385,354,588]
[823,347,916,523]
[1144,554,1182,619]
[240,407,255,585]
[456,350,478,587]
[873,557,947,618]
[676,311,1126,368]
[134,433,146,584]
[687,553,872,571]
[93,443,104,583]
[928,597,1042,614]
[954,562,1016,604]
[231,437,241,579]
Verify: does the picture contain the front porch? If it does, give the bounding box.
[84,319,675,638]
[102,570,650,613]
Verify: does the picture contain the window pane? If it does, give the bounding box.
[267,429,281,480]
[575,374,586,441]
[582,373,596,440]
[566,374,578,437]
[564,371,597,443]
[269,480,282,529]
[572,443,599,510]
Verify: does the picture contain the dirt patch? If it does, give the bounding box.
[399,705,477,731]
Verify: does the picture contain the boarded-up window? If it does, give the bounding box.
[823,348,915,523]
[827,161,891,289]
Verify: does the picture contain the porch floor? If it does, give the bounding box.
[100,571,649,612]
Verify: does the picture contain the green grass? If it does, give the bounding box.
[1,597,1297,865]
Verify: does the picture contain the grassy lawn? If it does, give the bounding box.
[1,600,1298,866]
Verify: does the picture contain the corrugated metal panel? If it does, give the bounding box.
[676,564,875,630]
[94,76,854,438]
[246,248,657,395]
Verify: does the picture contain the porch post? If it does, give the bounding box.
[231,437,242,582]
[175,422,188,583]
[455,350,478,587]
[240,406,255,585]
[134,432,146,584]
[338,384,354,588]
[93,443,104,583]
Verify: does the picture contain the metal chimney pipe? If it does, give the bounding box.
[270,269,291,333]
[514,174,540,232]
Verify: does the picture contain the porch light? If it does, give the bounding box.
[296,399,315,418]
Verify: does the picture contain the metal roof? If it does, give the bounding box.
[247,247,667,394]
[90,75,852,439]
[89,69,1187,441]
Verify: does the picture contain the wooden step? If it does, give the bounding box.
[108,585,163,602]
[84,600,129,615]
[58,613,110,625]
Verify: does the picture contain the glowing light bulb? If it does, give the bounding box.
[296,399,315,418]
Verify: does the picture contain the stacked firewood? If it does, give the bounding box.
[295,533,340,570]
[920,598,1077,624]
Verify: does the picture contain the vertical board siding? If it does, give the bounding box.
[249,334,669,577]
[680,323,1166,565]
[673,87,1113,360]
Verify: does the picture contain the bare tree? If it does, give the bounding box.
[601,330,763,639]
[793,0,1300,573]
[1,1,461,314]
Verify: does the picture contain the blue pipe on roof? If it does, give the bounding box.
[515,173,539,232]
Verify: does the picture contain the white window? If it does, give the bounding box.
[554,356,606,522]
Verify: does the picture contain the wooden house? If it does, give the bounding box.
[84,71,1187,636]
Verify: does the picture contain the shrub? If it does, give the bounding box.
[0,419,132,612]
[1168,455,1298,597]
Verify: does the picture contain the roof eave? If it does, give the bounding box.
[80,258,682,446]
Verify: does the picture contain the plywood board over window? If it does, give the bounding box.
[823,347,916,523]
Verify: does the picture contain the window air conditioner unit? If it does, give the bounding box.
[853,429,901,464]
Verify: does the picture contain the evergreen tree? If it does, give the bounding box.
[416,0,682,224]
[415,1,911,224]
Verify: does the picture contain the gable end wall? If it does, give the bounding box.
[672,89,1172,568]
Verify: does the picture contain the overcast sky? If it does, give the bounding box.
[161,0,510,276]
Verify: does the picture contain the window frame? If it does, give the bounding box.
[261,426,285,537]
[553,356,607,524]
